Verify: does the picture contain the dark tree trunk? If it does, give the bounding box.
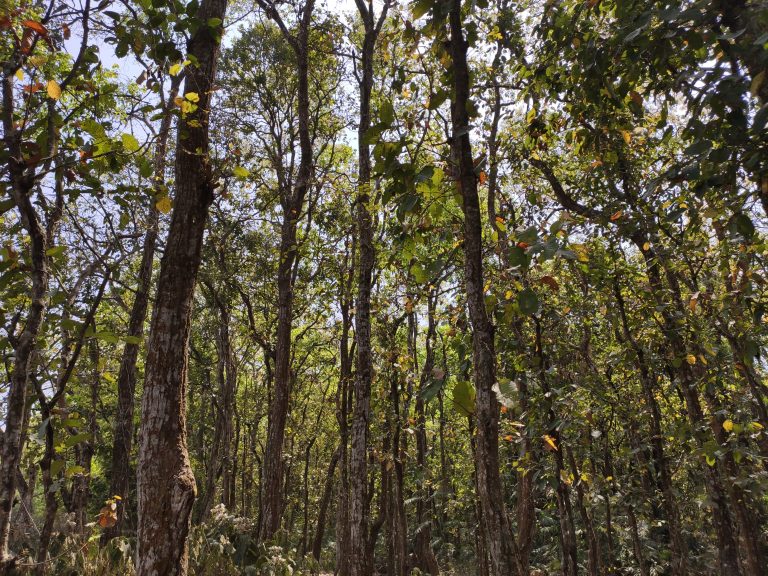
[567,447,600,576]
[448,1,520,573]
[257,0,315,543]
[613,278,688,575]
[0,81,51,571]
[348,0,387,572]
[311,444,340,562]
[135,0,227,572]
[335,245,354,576]
[72,340,100,533]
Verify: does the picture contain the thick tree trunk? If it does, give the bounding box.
[448,1,519,573]
[135,0,227,572]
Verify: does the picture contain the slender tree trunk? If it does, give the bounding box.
[448,2,520,573]
[613,278,687,575]
[135,0,227,572]
[626,504,650,576]
[72,340,100,533]
[567,447,600,576]
[635,239,742,575]
[415,292,440,576]
[103,78,179,543]
[0,86,51,572]
[197,302,237,522]
[257,0,315,543]
[348,3,383,571]
[311,445,340,562]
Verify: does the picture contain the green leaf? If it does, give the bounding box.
[379,100,395,126]
[452,380,476,416]
[411,0,433,19]
[45,246,66,257]
[50,459,65,477]
[517,288,539,316]
[233,166,249,178]
[729,213,755,239]
[121,133,140,152]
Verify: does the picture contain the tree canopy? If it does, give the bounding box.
[1,0,768,574]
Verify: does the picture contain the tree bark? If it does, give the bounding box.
[447,1,520,573]
[135,0,227,572]
[197,301,237,523]
[103,77,179,543]
[256,0,315,543]
[348,0,387,572]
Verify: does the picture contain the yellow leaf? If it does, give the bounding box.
[28,55,47,67]
[14,69,23,81]
[723,419,734,432]
[169,63,182,76]
[686,354,696,365]
[174,96,184,107]
[185,92,199,102]
[542,434,558,451]
[46,79,61,100]
[155,196,172,214]
[751,422,764,431]
[642,242,650,251]
[621,130,632,144]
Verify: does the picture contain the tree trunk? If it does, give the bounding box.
[257,0,315,543]
[414,292,440,576]
[348,1,384,571]
[613,278,688,575]
[135,0,227,572]
[448,1,519,573]
[311,444,340,562]
[0,79,51,570]
[103,77,179,543]
[72,340,100,533]
[197,302,237,522]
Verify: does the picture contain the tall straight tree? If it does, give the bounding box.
[135,0,228,572]
[447,0,520,574]
[104,74,181,543]
[348,0,389,574]
[251,0,316,544]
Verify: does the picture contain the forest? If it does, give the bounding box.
[1,0,768,574]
